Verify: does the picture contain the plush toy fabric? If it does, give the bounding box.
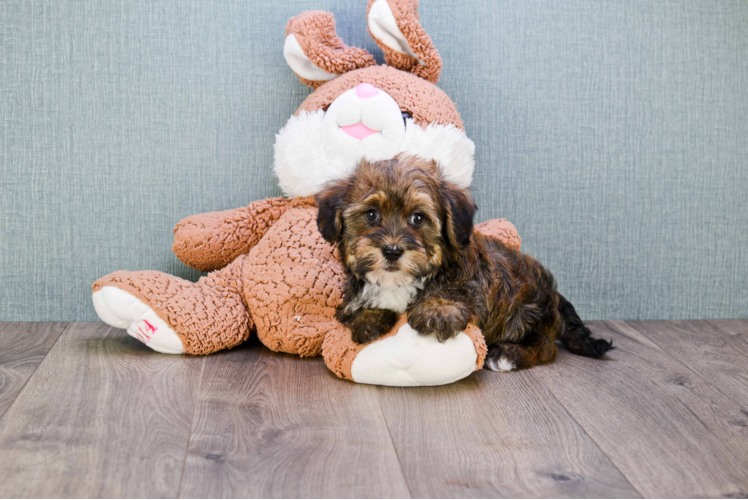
[92,0,521,386]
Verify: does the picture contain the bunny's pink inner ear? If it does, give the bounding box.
[367,0,442,83]
[284,11,376,89]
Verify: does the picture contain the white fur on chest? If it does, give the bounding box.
[358,277,424,314]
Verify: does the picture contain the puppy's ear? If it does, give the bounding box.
[441,182,477,248]
[315,179,349,243]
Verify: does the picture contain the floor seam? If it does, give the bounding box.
[0,322,70,424]
[528,368,646,499]
[374,388,414,499]
[176,356,207,499]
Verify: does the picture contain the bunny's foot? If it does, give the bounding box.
[323,316,486,386]
[93,286,183,354]
[92,258,253,355]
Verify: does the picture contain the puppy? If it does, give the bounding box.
[316,157,612,371]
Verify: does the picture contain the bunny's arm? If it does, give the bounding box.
[172,196,315,272]
[474,219,521,251]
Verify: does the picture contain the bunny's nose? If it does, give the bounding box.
[355,83,379,99]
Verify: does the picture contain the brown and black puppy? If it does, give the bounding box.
[316,157,612,371]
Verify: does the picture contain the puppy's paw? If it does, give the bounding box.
[350,323,389,344]
[485,344,517,372]
[408,299,469,342]
[347,309,399,344]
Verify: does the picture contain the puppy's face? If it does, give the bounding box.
[316,157,476,288]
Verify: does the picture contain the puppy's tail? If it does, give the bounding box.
[557,294,614,358]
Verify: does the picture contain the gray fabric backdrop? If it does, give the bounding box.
[1,0,746,321]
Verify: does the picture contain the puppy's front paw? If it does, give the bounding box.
[408,299,469,342]
[347,309,399,344]
[350,322,388,344]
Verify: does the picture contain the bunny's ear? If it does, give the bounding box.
[367,0,442,83]
[284,11,376,89]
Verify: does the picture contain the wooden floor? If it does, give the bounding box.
[0,321,747,498]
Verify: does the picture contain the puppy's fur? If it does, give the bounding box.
[316,157,613,371]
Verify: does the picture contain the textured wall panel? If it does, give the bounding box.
[1,0,746,321]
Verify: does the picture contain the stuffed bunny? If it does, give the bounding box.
[92,0,521,386]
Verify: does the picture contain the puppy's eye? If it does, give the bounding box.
[365,209,380,223]
[402,111,412,125]
[408,212,426,227]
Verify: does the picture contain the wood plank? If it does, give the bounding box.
[0,322,204,498]
[0,322,66,420]
[531,320,748,498]
[705,318,748,337]
[375,369,639,498]
[179,341,411,499]
[626,319,748,405]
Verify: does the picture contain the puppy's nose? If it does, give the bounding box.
[355,83,379,99]
[382,245,403,262]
